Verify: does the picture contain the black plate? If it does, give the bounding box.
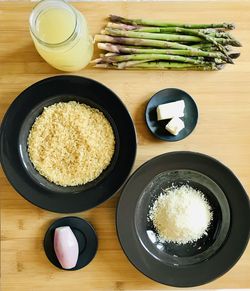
[145,88,198,141]
[0,75,136,213]
[116,152,250,287]
[44,216,97,270]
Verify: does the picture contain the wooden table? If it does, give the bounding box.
[1,1,250,290]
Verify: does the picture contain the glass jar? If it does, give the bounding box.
[29,0,93,72]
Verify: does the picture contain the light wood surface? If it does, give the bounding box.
[1,2,250,290]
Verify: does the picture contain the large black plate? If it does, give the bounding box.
[0,75,136,213]
[116,151,250,287]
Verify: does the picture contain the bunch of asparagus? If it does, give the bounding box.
[92,15,241,70]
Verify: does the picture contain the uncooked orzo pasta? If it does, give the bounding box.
[27,101,115,187]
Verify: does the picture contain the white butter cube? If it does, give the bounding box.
[165,117,185,136]
[156,100,185,121]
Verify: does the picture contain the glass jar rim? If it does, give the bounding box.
[29,0,78,47]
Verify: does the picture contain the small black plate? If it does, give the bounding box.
[116,151,250,287]
[44,216,98,270]
[145,88,198,141]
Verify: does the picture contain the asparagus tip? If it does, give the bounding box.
[227,56,234,64]
[225,23,235,30]
[216,64,226,70]
[229,52,241,59]
[231,40,242,47]
[109,15,124,23]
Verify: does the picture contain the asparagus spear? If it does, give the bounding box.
[136,28,233,39]
[95,61,222,70]
[100,53,220,66]
[97,43,228,61]
[95,34,207,51]
[103,28,203,42]
[109,15,235,30]
[107,23,235,40]
[108,24,238,42]
[132,62,223,70]
[103,28,241,47]
[107,23,233,39]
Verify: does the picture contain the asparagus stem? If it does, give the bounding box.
[191,43,218,50]
[103,28,203,42]
[97,43,227,61]
[107,22,138,30]
[116,60,152,69]
[95,61,222,70]
[95,34,205,51]
[132,62,223,70]
[138,28,234,40]
[101,53,218,65]
[109,15,235,30]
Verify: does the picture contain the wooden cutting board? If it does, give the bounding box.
[1,1,250,290]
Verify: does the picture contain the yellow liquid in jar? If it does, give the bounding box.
[32,7,93,71]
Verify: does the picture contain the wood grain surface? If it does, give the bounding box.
[1,2,250,290]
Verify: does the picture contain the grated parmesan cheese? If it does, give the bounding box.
[149,184,213,244]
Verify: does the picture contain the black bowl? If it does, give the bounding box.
[135,169,230,266]
[145,88,198,141]
[116,152,250,287]
[0,75,136,213]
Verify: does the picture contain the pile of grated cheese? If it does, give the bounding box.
[149,184,213,244]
